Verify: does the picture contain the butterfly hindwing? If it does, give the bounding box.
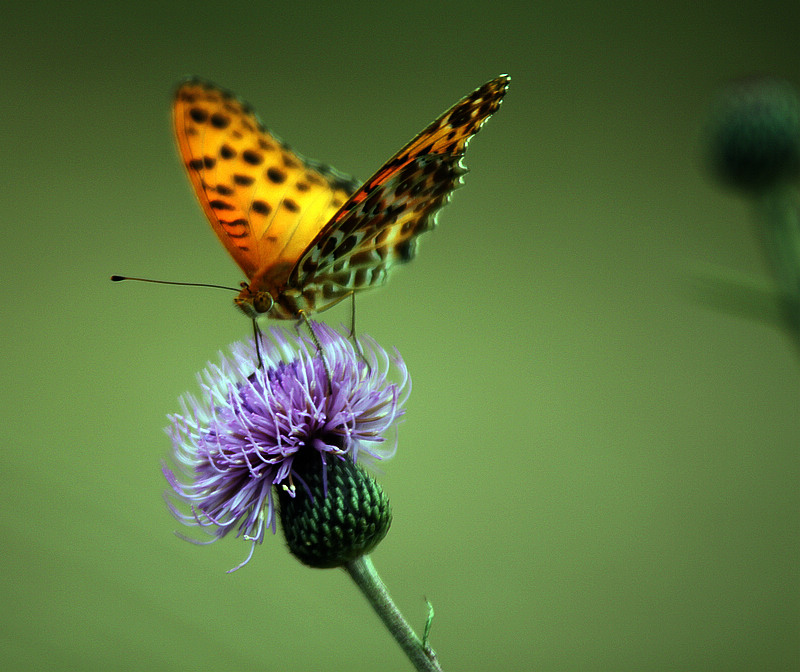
[290,75,510,305]
[292,154,465,298]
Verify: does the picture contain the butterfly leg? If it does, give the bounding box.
[251,317,264,369]
[347,292,372,375]
[296,310,333,394]
[308,291,372,374]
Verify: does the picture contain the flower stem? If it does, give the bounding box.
[344,555,443,672]
[754,184,800,352]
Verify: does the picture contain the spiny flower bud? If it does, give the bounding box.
[279,450,392,568]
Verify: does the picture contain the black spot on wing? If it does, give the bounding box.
[242,150,263,165]
[210,113,230,129]
[251,200,271,215]
[234,174,255,186]
[267,167,287,184]
[395,238,417,262]
[320,235,338,259]
[334,234,358,260]
[189,107,208,124]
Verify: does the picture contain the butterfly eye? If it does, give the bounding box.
[252,292,275,314]
[235,284,272,318]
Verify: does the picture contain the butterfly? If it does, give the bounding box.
[172,74,509,321]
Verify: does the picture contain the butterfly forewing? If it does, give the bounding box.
[290,75,510,301]
[173,79,359,291]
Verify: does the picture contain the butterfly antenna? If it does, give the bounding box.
[297,311,333,395]
[110,275,240,293]
[348,292,372,375]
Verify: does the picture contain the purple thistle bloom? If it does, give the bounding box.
[163,323,410,572]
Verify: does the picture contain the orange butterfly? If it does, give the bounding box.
[172,75,509,320]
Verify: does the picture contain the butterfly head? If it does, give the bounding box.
[234,282,275,318]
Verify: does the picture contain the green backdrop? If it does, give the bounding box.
[2,1,798,670]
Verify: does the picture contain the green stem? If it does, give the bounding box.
[344,555,443,672]
[754,183,800,352]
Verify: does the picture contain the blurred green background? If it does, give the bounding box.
[2,1,798,670]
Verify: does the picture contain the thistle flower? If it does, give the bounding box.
[163,323,409,571]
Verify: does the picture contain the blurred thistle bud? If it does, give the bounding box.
[706,77,800,193]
